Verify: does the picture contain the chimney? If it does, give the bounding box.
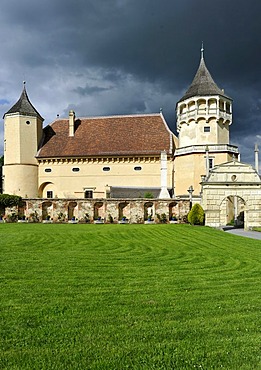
[69,110,75,137]
[255,144,259,173]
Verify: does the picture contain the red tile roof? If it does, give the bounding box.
[37,114,175,158]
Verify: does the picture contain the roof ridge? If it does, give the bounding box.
[62,113,162,121]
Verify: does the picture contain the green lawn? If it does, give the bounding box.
[0,224,260,369]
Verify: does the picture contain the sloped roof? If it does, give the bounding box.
[37,113,175,158]
[179,56,230,102]
[4,84,43,120]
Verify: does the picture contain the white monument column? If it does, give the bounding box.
[159,151,170,199]
[205,145,210,177]
[255,144,259,173]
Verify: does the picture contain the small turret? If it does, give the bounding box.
[3,83,44,197]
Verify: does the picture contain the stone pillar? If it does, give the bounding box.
[205,145,209,177]
[255,144,259,173]
[159,151,170,199]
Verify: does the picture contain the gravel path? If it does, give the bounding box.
[224,228,261,240]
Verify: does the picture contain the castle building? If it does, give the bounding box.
[2,51,240,200]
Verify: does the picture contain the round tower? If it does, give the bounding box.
[174,47,239,197]
[3,83,44,197]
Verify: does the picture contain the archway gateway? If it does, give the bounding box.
[201,161,261,230]
[220,195,245,228]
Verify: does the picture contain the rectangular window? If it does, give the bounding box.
[85,190,93,198]
[209,158,214,169]
[204,126,211,132]
[47,191,53,198]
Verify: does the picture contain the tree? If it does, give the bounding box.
[0,156,3,193]
[0,194,22,207]
[188,203,205,225]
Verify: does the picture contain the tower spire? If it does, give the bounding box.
[3,83,43,120]
[178,44,229,102]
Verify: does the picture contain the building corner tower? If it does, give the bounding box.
[174,47,239,196]
[2,83,44,197]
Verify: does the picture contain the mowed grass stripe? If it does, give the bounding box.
[0,223,260,369]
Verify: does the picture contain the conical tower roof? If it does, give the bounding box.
[179,52,230,102]
[4,83,43,120]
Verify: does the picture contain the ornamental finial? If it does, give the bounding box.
[201,41,204,59]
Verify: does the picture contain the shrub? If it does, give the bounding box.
[144,192,154,199]
[188,203,205,225]
[0,194,22,207]
[108,214,114,223]
[7,212,18,223]
[156,213,167,223]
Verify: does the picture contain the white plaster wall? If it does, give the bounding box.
[38,158,174,199]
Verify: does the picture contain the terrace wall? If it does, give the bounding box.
[3,198,190,224]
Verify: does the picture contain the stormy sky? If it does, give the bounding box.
[0,0,260,168]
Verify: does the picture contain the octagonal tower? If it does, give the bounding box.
[174,47,239,197]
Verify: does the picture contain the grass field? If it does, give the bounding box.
[0,223,260,369]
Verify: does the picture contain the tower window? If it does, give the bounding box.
[204,126,211,132]
[47,191,53,198]
[84,190,93,198]
[103,167,110,171]
[134,166,142,171]
[209,158,214,169]
[72,167,80,172]
[45,168,52,173]
[26,121,31,125]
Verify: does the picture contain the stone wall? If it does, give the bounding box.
[3,198,190,224]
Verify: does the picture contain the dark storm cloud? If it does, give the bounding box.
[75,85,111,96]
[0,0,260,166]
